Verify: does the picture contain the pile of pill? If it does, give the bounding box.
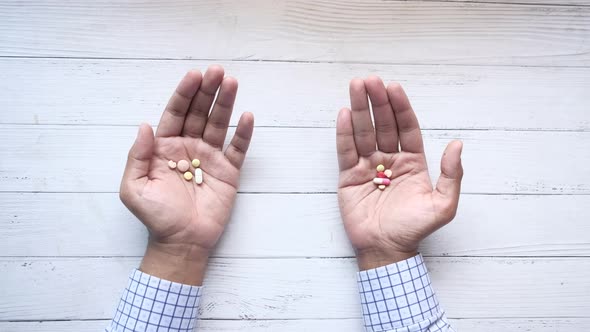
[168,158,203,184]
[373,164,393,190]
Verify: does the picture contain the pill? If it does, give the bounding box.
[168,160,177,169]
[384,169,393,178]
[191,159,201,168]
[183,171,193,181]
[378,185,386,190]
[373,178,391,185]
[177,160,190,172]
[194,168,203,184]
[377,171,386,178]
[376,164,385,172]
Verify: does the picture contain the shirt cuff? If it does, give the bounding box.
[106,269,203,332]
[357,254,445,332]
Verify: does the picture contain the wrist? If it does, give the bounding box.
[139,240,210,285]
[355,247,418,271]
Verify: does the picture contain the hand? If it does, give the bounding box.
[120,66,254,284]
[337,77,463,270]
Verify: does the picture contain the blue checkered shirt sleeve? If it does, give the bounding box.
[106,269,203,332]
[357,254,454,332]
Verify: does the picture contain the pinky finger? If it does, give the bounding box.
[225,112,255,169]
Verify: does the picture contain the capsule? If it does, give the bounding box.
[194,168,203,184]
[373,178,391,185]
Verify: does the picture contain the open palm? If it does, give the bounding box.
[337,77,463,268]
[120,66,254,253]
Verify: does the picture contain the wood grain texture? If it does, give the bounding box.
[0,125,588,194]
[3,318,590,331]
[1,1,589,66]
[2,59,589,130]
[422,0,590,5]
[1,193,589,257]
[0,257,588,320]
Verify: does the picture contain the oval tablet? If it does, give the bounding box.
[168,160,177,169]
[191,159,201,168]
[376,164,385,172]
[378,185,386,190]
[177,160,190,172]
[194,168,203,184]
[183,171,193,181]
[384,169,393,178]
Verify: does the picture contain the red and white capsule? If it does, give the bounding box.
[373,178,391,185]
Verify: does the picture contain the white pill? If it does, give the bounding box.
[168,160,177,169]
[194,168,203,184]
[177,160,190,172]
[378,185,386,190]
[384,169,393,178]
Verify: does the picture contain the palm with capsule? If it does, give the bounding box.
[120,66,254,255]
[337,77,463,269]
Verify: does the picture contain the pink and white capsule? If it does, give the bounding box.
[373,178,391,185]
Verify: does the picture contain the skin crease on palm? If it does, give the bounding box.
[337,77,464,270]
[119,65,463,285]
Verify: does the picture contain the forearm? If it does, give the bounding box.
[357,254,454,332]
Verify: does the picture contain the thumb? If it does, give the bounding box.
[433,140,464,224]
[122,123,155,183]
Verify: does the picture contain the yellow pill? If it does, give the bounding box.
[183,171,193,181]
[168,160,177,169]
[376,164,385,172]
[191,159,201,168]
[378,185,386,190]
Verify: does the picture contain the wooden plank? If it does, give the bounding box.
[0,126,588,194]
[3,318,590,332]
[2,59,589,130]
[1,193,589,257]
[0,257,588,320]
[1,1,589,66]
[423,0,590,5]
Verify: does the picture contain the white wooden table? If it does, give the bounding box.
[1,1,589,330]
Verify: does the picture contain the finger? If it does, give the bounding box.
[203,76,238,149]
[433,140,464,224]
[386,83,424,153]
[349,78,376,157]
[365,76,399,153]
[156,70,202,137]
[225,112,254,169]
[182,65,225,138]
[336,108,358,170]
[123,123,155,183]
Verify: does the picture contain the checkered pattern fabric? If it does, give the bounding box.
[106,269,202,332]
[357,254,454,332]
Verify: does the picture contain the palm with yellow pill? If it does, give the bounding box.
[336,77,464,270]
[120,66,254,284]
